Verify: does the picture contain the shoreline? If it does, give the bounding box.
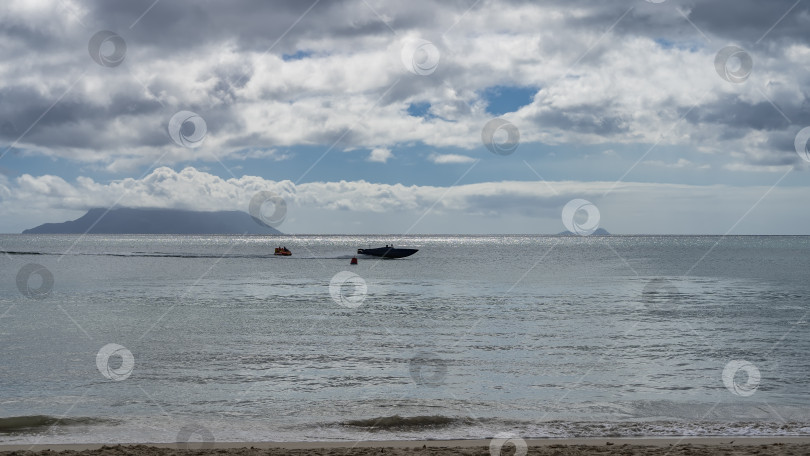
[3,436,810,452]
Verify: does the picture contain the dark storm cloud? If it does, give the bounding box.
[682,93,810,163]
[0,84,164,148]
[684,96,793,132]
[88,0,330,52]
[82,0,449,53]
[529,102,632,137]
[764,129,808,166]
[498,0,810,46]
[687,0,810,45]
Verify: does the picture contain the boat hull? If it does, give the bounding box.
[357,247,418,259]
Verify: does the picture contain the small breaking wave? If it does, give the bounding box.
[0,415,118,434]
[343,415,463,429]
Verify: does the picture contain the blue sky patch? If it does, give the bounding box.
[407,101,434,119]
[654,38,701,52]
[282,50,314,61]
[482,85,538,116]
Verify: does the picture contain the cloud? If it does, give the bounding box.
[722,163,793,173]
[3,166,810,234]
[1,0,809,173]
[644,158,710,169]
[367,147,393,163]
[428,153,476,164]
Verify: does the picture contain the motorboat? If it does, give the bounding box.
[356,245,418,259]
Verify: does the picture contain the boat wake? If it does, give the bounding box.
[0,250,356,260]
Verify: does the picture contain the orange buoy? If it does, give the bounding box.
[350,256,358,265]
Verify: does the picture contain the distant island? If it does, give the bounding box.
[557,228,611,236]
[22,207,282,235]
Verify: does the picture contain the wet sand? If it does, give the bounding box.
[2,438,810,456]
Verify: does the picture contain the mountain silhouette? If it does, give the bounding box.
[22,207,283,235]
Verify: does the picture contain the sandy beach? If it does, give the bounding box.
[3,438,810,456]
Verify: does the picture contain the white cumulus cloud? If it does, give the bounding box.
[368,148,393,163]
[429,153,477,164]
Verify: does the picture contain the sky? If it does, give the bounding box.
[1,0,810,234]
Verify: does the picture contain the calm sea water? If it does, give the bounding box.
[1,234,809,444]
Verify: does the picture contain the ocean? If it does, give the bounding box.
[1,234,809,444]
